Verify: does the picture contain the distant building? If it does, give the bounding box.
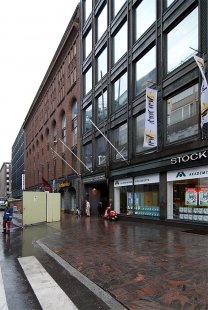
[11,127,24,198]
[23,5,81,212]
[0,162,12,198]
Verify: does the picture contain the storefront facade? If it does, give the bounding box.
[112,147,208,226]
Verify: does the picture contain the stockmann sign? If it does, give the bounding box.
[167,166,208,181]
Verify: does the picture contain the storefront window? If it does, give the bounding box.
[97,91,107,123]
[134,184,159,217]
[135,46,156,95]
[167,84,199,143]
[97,4,107,41]
[96,136,106,166]
[113,123,128,161]
[173,178,208,222]
[96,47,107,82]
[113,72,128,112]
[113,21,127,64]
[168,167,208,223]
[114,175,159,217]
[167,7,198,72]
[135,0,156,41]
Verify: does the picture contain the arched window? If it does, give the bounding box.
[62,113,66,153]
[72,101,78,146]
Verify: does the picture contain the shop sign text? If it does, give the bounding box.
[171,150,207,165]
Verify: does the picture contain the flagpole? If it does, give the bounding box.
[88,118,129,165]
[50,147,80,176]
[58,138,92,172]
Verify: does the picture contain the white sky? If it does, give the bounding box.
[0,0,79,166]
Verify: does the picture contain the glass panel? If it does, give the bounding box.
[84,143,92,169]
[173,178,208,222]
[167,84,199,143]
[97,47,107,82]
[84,67,92,95]
[72,101,77,119]
[166,0,175,7]
[167,8,198,72]
[113,22,127,64]
[85,0,92,22]
[113,72,128,111]
[114,123,128,160]
[135,113,147,153]
[135,0,156,41]
[97,5,107,41]
[113,0,126,17]
[84,28,92,59]
[72,127,77,146]
[72,148,78,171]
[136,46,156,95]
[134,184,160,217]
[97,91,107,123]
[96,136,106,166]
[84,104,92,132]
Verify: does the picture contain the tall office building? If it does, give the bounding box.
[80,0,208,223]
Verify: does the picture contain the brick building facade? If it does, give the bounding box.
[23,5,81,212]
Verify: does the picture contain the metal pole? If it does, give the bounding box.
[50,147,80,176]
[88,118,129,164]
[58,138,92,172]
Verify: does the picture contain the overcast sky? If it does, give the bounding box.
[0,0,79,166]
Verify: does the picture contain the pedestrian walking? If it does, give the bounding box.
[2,202,13,234]
[85,199,91,216]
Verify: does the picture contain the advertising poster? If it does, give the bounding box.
[199,187,208,207]
[185,188,197,206]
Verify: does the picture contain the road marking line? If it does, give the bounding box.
[37,240,127,310]
[18,256,78,310]
[0,267,8,310]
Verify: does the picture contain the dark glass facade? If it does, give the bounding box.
[80,0,208,223]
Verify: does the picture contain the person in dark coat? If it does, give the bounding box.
[2,202,13,234]
[97,201,103,217]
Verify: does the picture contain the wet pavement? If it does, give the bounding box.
[33,214,208,310]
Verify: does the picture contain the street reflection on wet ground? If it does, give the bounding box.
[36,214,208,310]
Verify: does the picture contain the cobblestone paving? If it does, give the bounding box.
[40,215,208,310]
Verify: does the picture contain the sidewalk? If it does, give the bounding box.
[36,214,208,310]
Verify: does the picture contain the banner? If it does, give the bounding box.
[194,55,208,127]
[143,88,158,148]
[42,177,52,192]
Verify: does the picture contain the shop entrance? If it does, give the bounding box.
[85,183,108,216]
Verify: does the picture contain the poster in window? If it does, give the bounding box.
[185,188,197,206]
[199,187,208,207]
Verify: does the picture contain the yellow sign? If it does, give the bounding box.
[59,182,70,188]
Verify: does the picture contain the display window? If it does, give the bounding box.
[134,184,159,217]
[114,174,160,217]
[173,178,208,222]
[167,166,208,222]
